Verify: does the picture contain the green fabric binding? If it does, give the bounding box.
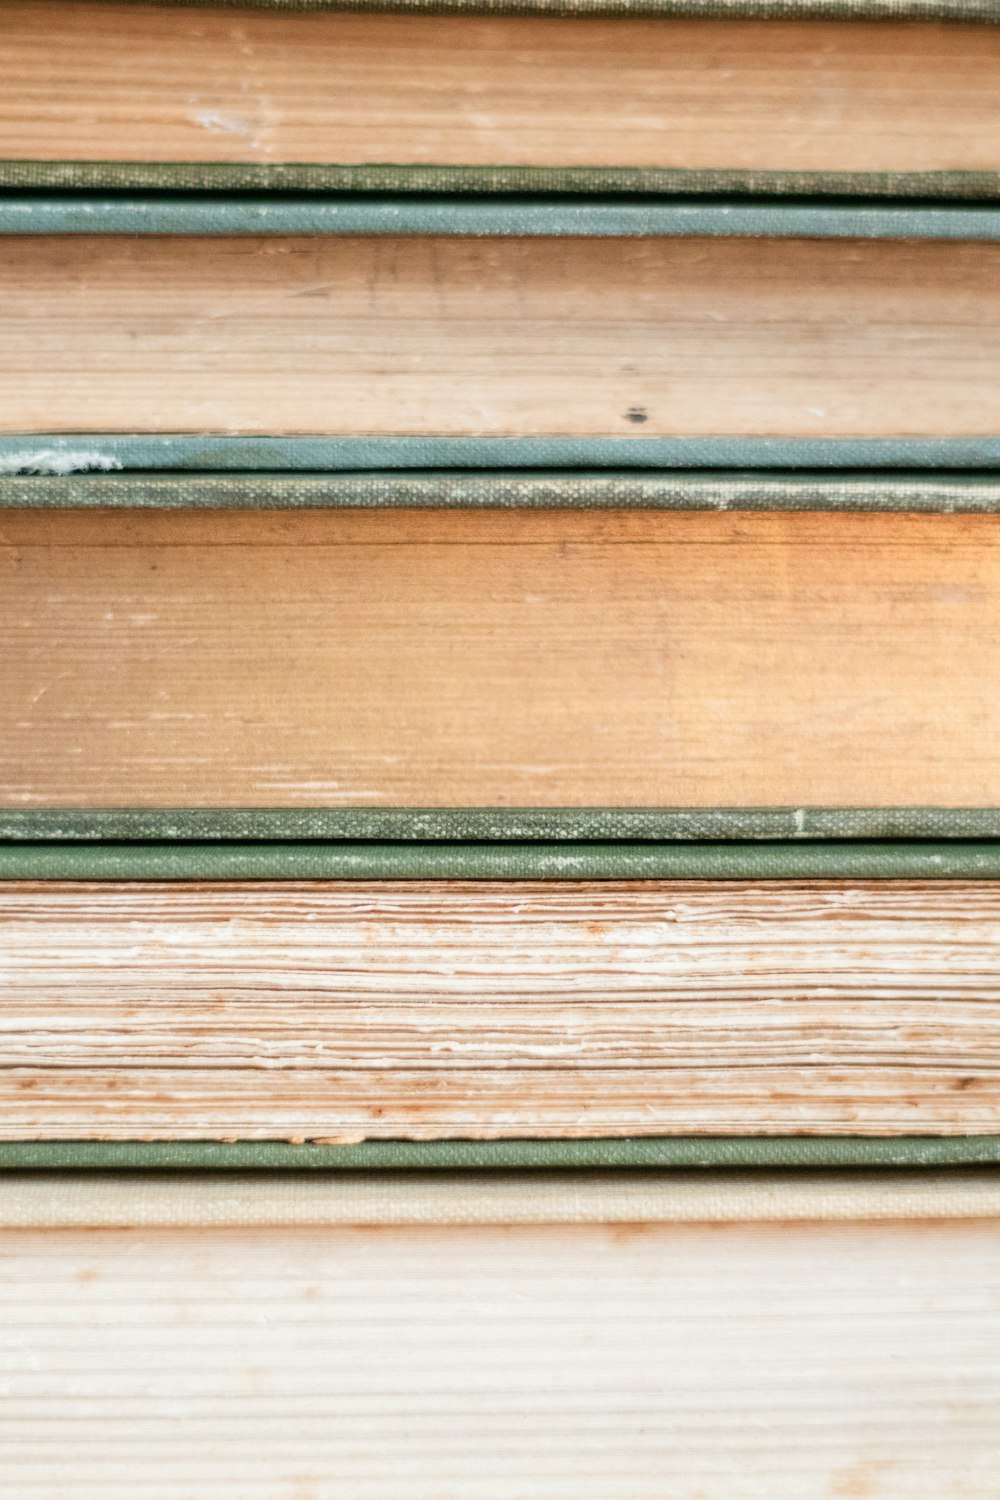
[6,471,1000,510]
[0,1139,997,1171]
[6,196,1000,238]
[3,841,1000,879]
[5,162,1000,200]
[5,809,1000,841]
[7,437,1000,472]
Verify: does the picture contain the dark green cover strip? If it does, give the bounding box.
[6,436,1000,473]
[0,1138,997,1171]
[4,841,1000,879]
[7,195,1000,238]
[6,162,1000,201]
[6,470,1000,510]
[6,809,1000,842]
[54,0,1000,19]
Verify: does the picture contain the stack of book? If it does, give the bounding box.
[2,0,1000,1491]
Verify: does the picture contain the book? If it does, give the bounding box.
[5,501,1000,810]
[3,876,1000,1141]
[2,221,1000,441]
[4,1,1000,200]
[4,0,997,1485]
[1,1169,998,1496]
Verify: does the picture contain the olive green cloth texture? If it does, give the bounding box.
[6,809,1000,841]
[6,196,1000,238]
[1,1139,998,1171]
[7,437,1000,472]
[7,471,1000,510]
[5,841,1000,879]
[6,161,1000,200]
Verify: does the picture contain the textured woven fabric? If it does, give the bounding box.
[5,808,1000,841]
[2,1171,999,1228]
[0,1138,998,1171]
[5,195,1000,237]
[6,471,1000,511]
[3,161,1000,199]
[3,840,1000,878]
[6,436,1000,472]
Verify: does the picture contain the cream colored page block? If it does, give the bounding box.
[2,5,1000,172]
[2,881,1000,1138]
[4,509,1000,808]
[2,236,1000,436]
[0,1213,997,1497]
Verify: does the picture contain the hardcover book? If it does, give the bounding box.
[4,0,1000,200]
[0,1171,997,1498]
[3,498,1000,810]
[2,877,1000,1141]
[2,220,1000,442]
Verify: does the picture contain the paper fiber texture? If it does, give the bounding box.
[6,471,1000,511]
[1,1138,998,1171]
[59,0,1000,18]
[5,196,1000,239]
[3,1171,1000,1228]
[5,1210,996,1497]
